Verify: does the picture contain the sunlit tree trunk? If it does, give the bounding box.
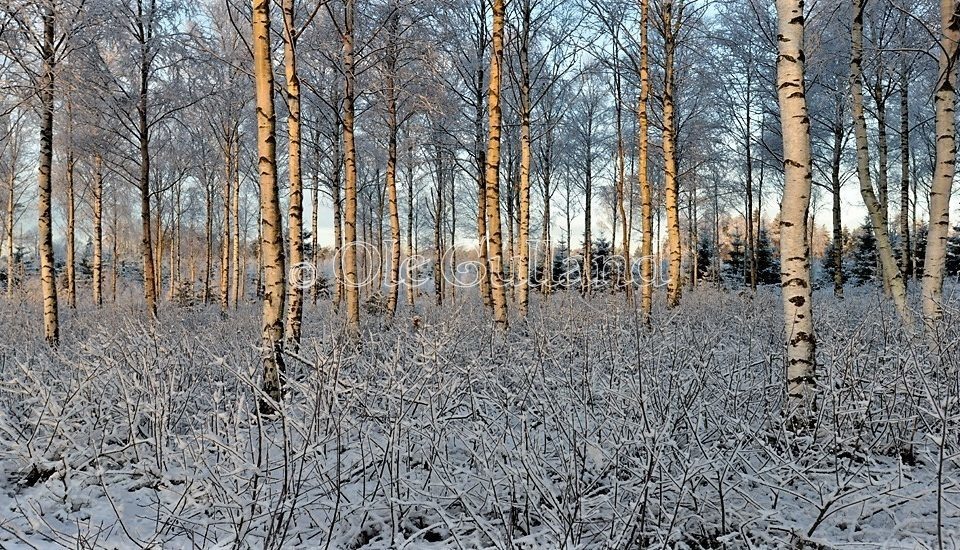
[851,0,911,325]
[169,181,180,300]
[485,0,508,327]
[775,0,816,427]
[38,6,59,345]
[252,0,287,410]
[93,154,104,307]
[517,0,532,316]
[638,0,652,323]
[232,137,242,307]
[282,0,304,347]
[922,0,960,328]
[662,0,681,309]
[220,131,233,313]
[342,0,361,339]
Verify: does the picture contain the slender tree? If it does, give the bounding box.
[252,0,287,410]
[341,0,361,339]
[922,0,960,328]
[38,6,59,344]
[486,0,508,327]
[851,0,911,325]
[638,0,653,323]
[661,0,682,309]
[775,0,816,427]
[282,0,304,347]
[515,0,532,317]
[383,1,402,316]
[93,153,104,307]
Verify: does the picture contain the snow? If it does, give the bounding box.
[0,286,957,548]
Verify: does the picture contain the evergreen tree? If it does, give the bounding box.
[551,242,575,290]
[590,237,613,290]
[756,228,780,285]
[723,229,745,287]
[822,239,847,286]
[851,220,878,285]
[946,225,960,277]
[914,224,927,278]
[696,235,716,283]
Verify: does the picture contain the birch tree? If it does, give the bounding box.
[659,0,682,309]
[922,0,960,328]
[850,0,911,325]
[485,0,508,327]
[638,0,652,322]
[4,0,87,343]
[338,0,361,338]
[281,0,304,347]
[775,0,816,427]
[251,0,287,410]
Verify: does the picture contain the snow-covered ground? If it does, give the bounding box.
[0,287,957,548]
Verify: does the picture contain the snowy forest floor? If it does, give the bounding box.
[0,285,958,549]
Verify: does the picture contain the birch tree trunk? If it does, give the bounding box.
[475,108,491,308]
[342,0,361,339]
[613,48,631,301]
[830,113,844,299]
[540,121,553,295]
[583,122,593,295]
[899,66,911,279]
[332,155,343,309]
[65,121,76,309]
[662,0,681,309]
[311,146,320,305]
[5,169,13,297]
[111,195,118,302]
[922,0,960,328]
[38,6,59,345]
[485,0,508,327]
[220,131,232,313]
[384,6,402,316]
[155,197,163,301]
[638,0,653,323]
[517,0,532,317]
[851,0,912,325]
[252,0,287,410]
[138,12,158,319]
[203,173,212,304]
[775,0,816,427]
[232,137,242,307]
[406,141,415,306]
[93,154,103,307]
[282,0,304,347]
[745,61,757,290]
